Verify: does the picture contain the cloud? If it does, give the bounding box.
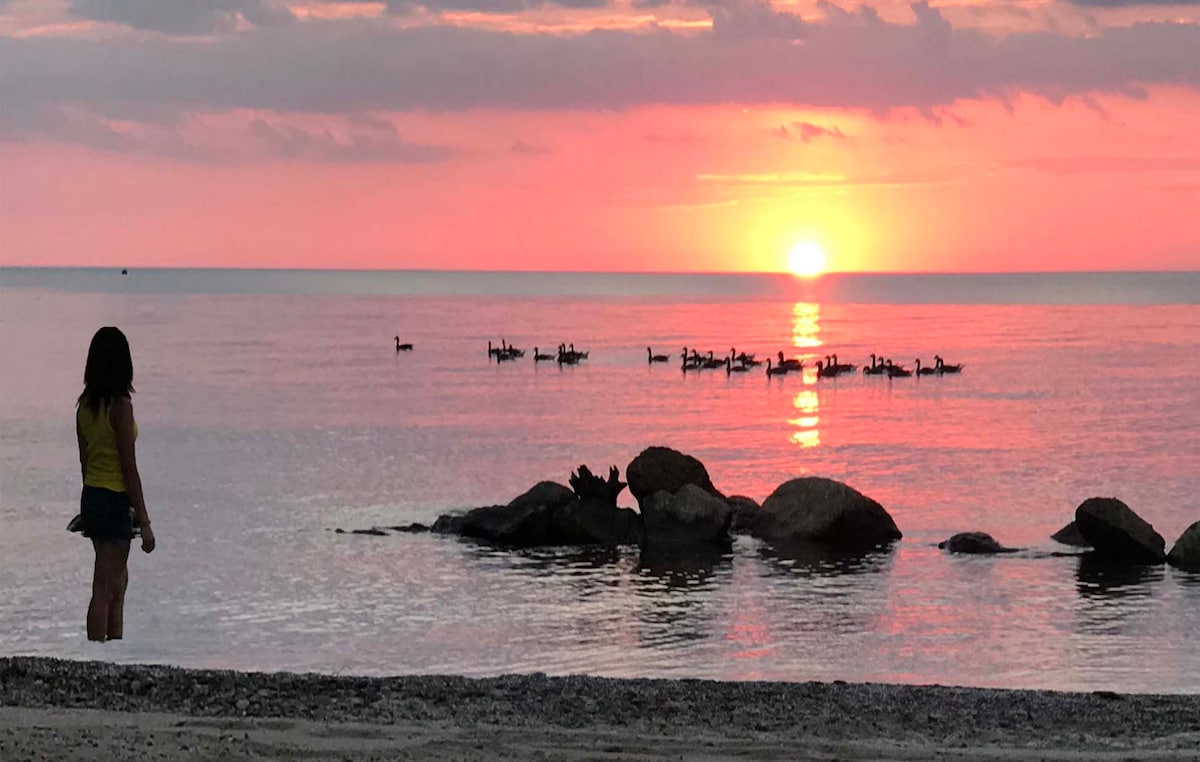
[68,0,295,35]
[1007,156,1200,174]
[1,104,455,163]
[1065,0,1200,6]
[775,121,848,142]
[2,4,1198,141]
[510,139,551,154]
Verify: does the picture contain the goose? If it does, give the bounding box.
[831,353,855,374]
[776,351,803,371]
[648,347,670,363]
[726,357,749,375]
[534,347,556,362]
[935,355,963,374]
[886,360,912,378]
[766,359,789,377]
[915,358,937,376]
[394,336,413,352]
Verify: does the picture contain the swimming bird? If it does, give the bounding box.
[915,358,937,376]
[534,347,556,362]
[831,353,855,374]
[935,355,963,374]
[815,360,839,379]
[648,347,670,363]
[863,353,887,375]
[886,360,912,378]
[702,351,725,369]
[776,351,803,371]
[726,357,749,375]
[766,359,789,377]
[394,336,413,352]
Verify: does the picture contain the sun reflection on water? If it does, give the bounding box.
[789,302,822,448]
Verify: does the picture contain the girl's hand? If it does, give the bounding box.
[141,526,156,554]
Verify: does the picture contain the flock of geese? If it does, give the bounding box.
[662,348,962,378]
[397,336,962,378]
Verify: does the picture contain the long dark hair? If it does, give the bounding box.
[77,327,135,414]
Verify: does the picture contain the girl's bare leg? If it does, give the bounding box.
[87,539,131,642]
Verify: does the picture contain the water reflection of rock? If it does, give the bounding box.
[755,539,895,578]
[631,546,733,647]
[1073,552,1165,637]
[1075,552,1165,598]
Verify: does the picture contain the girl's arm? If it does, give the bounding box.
[77,417,87,483]
[111,397,155,553]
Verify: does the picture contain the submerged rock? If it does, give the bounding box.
[1075,497,1165,565]
[755,477,901,550]
[938,532,1018,554]
[1167,521,1200,572]
[641,484,731,549]
[390,523,430,533]
[431,480,640,548]
[626,446,722,508]
[1050,521,1090,548]
[726,495,760,534]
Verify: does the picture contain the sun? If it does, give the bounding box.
[787,241,827,278]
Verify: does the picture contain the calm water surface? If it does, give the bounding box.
[1,269,1198,692]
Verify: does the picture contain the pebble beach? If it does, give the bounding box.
[3,657,1199,760]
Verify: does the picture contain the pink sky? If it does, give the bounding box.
[1,0,1198,273]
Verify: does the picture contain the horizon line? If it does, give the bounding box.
[3,265,1198,278]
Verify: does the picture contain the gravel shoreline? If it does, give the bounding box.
[3,657,1199,760]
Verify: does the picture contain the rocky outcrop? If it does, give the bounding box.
[1050,521,1089,548]
[726,495,760,534]
[641,484,731,549]
[754,477,901,550]
[1167,521,1200,572]
[626,447,722,508]
[938,532,1018,554]
[431,479,640,548]
[1075,497,1166,564]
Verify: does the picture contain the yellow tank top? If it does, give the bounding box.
[77,401,138,492]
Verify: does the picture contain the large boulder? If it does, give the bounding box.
[754,477,901,550]
[431,481,640,547]
[626,447,722,508]
[726,495,760,534]
[938,532,1018,554]
[1075,497,1166,564]
[1167,521,1200,572]
[1050,521,1090,548]
[641,484,731,549]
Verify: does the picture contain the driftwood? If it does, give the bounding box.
[569,465,627,507]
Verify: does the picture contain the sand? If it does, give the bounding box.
[2,657,1198,760]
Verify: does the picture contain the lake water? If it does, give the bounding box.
[1,268,1198,693]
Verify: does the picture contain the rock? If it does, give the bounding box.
[430,514,466,534]
[641,484,732,548]
[938,532,1018,554]
[726,495,760,534]
[626,447,723,508]
[754,477,901,550]
[1167,521,1200,571]
[1075,497,1166,564]
[432,481,639,548]
[1051,521,1090,548]
[350,528,388,536]
[390,523,429,533]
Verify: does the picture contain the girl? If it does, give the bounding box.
[74,327,155,641]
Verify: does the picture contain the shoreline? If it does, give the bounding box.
[3,657,1199,760]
